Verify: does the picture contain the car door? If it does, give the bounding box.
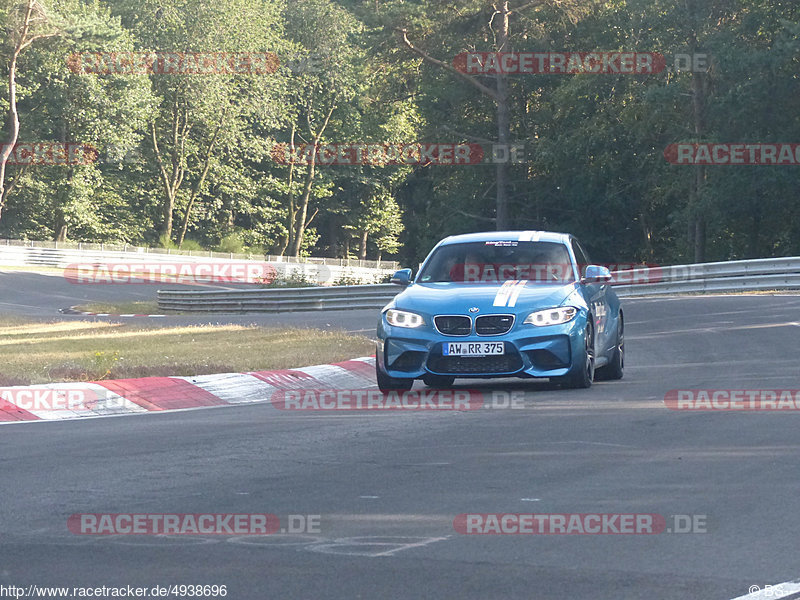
[571,239,612,356]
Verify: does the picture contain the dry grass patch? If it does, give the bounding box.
[72,301,163,314]
[0,317,374,385]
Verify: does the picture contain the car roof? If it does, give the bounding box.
[438,231,572,246]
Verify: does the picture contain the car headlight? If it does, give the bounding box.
[385,309,425,328]
[523,306,578,327]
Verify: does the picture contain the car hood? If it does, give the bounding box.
[391,281,577,314]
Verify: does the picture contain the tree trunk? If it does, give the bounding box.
[160,188,176,240]
[177,112,225,247]
[494,1,511,230]
[288,103,335,256]
[151,94,188,243]
[640,211,654,259]
[0,56,20,224]
[689,31,707,263]
[290,154,316,256]
[359,229,369,260]
[0,5,29,223]
[278,124,297,257]
[693,218,705,263]
[748,205,761,259]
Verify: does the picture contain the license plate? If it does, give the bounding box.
[443,342,505,357]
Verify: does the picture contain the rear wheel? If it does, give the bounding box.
[376,361,414,392]
[422,374,455,389]
[558,322,595,389]
[596,314,624,381]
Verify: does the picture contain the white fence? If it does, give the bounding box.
[0,239,397,285]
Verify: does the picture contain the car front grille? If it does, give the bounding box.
[475,314,514,335]
[427,352,523,375]
[434,315,472,336]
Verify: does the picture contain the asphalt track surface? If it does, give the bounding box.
[2,273,800,599]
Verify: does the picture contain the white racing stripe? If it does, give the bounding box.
[494,280,527,307]
[730,581,800,599]
[518,231,541,242]
[507,280,527,307]
[493,280,516,307]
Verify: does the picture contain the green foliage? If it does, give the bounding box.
[259,270,317,288]
[215,232,245,254]
[92,349,120,380]
[332,273,362,286]
[0,0,798,265]
[179,238,203,251]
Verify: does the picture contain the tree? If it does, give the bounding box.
[395,0,592,230]
[278,0,364,256]
[1,0,154,241]
[110,0,288,245]
[0,0,60,222]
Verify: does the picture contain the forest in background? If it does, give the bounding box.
[1,0,798,267]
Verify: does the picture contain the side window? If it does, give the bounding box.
[571,240,590,278]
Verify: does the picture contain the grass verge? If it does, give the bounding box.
[72,301,163,314]
[0,316,374,385]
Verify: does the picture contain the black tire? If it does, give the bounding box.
[376,361,414,392]
[596,314,624,381]
[558,322,595,389]
[422,374,455,389]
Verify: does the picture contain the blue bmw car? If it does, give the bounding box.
[376,231,624,391]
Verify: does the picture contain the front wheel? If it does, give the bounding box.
[558,322,595,389]
[376,361,414,392]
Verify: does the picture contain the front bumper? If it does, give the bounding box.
[377,316,586,379]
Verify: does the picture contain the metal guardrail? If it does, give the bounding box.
[612,257,800,296]
[157,257,800,313]
[158,284,398,312]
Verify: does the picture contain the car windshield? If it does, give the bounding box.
[417,241,576,284]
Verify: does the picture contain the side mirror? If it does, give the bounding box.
[390,268,413,286]
[582,265,612,284]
